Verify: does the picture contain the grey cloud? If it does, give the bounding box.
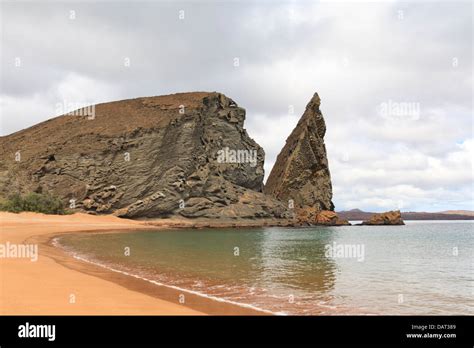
[0,0,472,212]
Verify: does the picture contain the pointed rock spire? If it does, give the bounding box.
[264,92,334,211]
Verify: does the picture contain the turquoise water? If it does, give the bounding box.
[57,221,473,315]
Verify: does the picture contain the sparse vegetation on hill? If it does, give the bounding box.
[0,192,67,215]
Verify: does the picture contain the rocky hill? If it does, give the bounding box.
[0,92,291,220]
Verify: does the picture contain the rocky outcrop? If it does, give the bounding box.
[314,210,350,226]
[264,93,333,211]
[264,93,334,226]
[296,208,350,226]
[0,92,291,220]
[359,210,405,225]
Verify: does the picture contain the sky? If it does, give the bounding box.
[0,0,472,212]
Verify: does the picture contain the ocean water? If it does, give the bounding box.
[56,221,473,315]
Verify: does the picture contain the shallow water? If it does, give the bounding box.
[57,221,473,315]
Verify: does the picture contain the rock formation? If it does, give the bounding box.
[263,93,347,226]
[359,210,405,225]
[0,92,290,220]
[296,208,350,226]
[264,93,334,212]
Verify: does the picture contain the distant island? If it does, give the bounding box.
[337,209,474,221]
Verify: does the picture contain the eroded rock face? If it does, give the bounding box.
[0,92,290,220]
[360,210,405,225]
[264,93,334,212]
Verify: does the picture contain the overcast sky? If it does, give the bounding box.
[1,0,472,212]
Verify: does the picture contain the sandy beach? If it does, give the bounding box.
[0,212,267,315]
[0,212,205,315]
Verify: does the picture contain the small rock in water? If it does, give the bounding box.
[359,210,405,225]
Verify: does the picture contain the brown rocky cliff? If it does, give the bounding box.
[264,93,334,212]
[0,92,290,220]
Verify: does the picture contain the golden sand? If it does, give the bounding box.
[0,212,204,315]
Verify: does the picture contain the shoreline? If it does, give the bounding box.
[51,234,275,315]
[0,212,267,315]
[42,231,270,315]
